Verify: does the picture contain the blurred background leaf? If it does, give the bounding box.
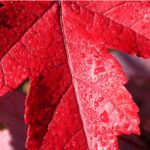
[111,51,150,150]
[0,86,28,150]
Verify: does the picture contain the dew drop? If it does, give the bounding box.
[108,135,114,140]
[94,54,99,58]
[101,141,106,147]
[101,126,106,132]
[86,59,92,65]
[72,141,78,147]
[142,25,146,29]
[132,104,138,110]
[94,143,98,149]
[119,114,123,119]
[81,53,85,58]
[100,111,109,123]
[89,94,93,98]
[90,136,93,141]
[94,67,105,75]
[96,60,102,66]
[123,122,130,130]
[114,124,119,130]
[71,3,80,15]
[98,97,103,102]
[94,101,99,107]
[71,4,77,10]
[107,147,111,150]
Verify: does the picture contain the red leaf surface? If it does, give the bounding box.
[0,1,150,150]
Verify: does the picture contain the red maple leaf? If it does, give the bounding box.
[0,1,150,150]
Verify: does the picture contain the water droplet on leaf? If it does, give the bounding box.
[94,67,105,75]
[100,111,109,123]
